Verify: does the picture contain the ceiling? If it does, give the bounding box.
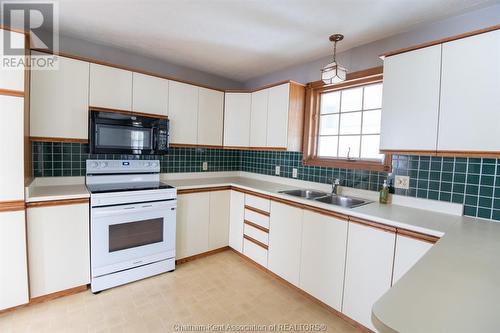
[53,0,495,82]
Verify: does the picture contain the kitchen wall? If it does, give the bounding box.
[33,142,500,222]
[244,3,500,89]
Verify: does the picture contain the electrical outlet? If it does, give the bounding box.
[202,162,208,171]
[275,165,280,176]
[292,168,298,178]
[395,175,410,189]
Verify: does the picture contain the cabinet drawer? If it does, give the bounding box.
[244,208,270,229]
[243,238,268,268]
[245,194,270,213]
[244,223,269,245]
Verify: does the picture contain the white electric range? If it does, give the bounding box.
[86,159,177,293]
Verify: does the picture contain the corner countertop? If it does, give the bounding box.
[25,177,89,203]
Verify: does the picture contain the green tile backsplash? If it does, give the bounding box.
[33,142,500,221]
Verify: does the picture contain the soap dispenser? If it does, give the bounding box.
[379,180,389,204]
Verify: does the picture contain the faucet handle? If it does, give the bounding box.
[333,178,340,185]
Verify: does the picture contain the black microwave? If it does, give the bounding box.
[89,110,169,155]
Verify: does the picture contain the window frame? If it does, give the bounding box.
[302,68,391,172]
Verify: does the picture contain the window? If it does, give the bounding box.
[303,68,391,172]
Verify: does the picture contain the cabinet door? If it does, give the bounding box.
[224,93,251,147]
[228,190,244,252]
[90,63,132,110]
[343,222,395,331]
[392,235,433,284]
[27,203,90,297]
[0,95,24,201]
[132,72,168,116]
[250,89,268,147]
[168,81,199,144]
[268,201,303,286]
[0,211,29,310]
[198,88,224,146]
[438,30,500,152]
[208,190,230,250]
[267,83,289,148]
[30,53,90,140]
[300,211,348,311]
[380,45,441,151]
[176,193,210,259]
[0,30,25,91]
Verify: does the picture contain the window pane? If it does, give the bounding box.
[319,114,339,135]
[318,136,338,157]
[320,91,340,114]
[340,87,362,112]
[339,112,362,135]
[362,109,381,134]
[338,136,360,158]
[360,135,382,159]
[363,83,383,110]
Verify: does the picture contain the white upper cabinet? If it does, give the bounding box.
[224,93,251,147]
[132,72,168,116]
[380,45,442,151]
[0,30,25,91]
[267,83,290,148]
[168,81,199,144]
[198,87,224,146]
[392,235,433,284]
[438,30,500,152]
[250,89,269,147]
[90,63,132,110]
[30,53,90,140]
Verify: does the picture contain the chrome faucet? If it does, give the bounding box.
[332,178,341,195]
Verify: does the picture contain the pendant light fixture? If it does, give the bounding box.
[321,34,347,84]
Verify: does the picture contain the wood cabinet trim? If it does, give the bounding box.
[244,219,270,233]
[231,187,272,200]
[381,149,500,158]
[381,24,500,58]
[170,143,223,149]
[223,146,288,151]
[0,200,25,212]
[26,198,89,208]
[30,136,88,143]
[244,205,270,217]
[349,216,396,233]
[89,106,168,119]
[177,186,231,195]
[397,229,440,244]
[0,88,24,97]
[243,234,269,250]
[175,246,229,265]
[270,195,349,220]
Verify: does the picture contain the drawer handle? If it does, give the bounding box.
[244,205,270,217]
[244,220,269,233]
[244,235,268,250]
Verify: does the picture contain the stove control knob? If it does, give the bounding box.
[152,162,158,168]
[91,161,99,168]
[100,162,108,168]
[144,162,151,167]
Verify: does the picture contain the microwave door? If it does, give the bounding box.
[95,124,153,154]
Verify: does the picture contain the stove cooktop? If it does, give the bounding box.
[86,181,175,194]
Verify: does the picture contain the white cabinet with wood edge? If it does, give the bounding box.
[342,218,396,331]
[268,201,303,286]
[224,92,252,147]
[392,231,436,284]
[168,80,199,145]
[438,29,500,153]
[0,210,29,311]
[26,200,90,298]
[0,29,25,92]
[266,83,290,148]
[242,193,271,267]
[228,190,245,253]
[380,45,442,152]
[250,89,269,147]
[30,52,90,140]
[176,192,210,259]
[89,63,133,111]
[132,72,169,116]
[197,87,224,147]
[299,210,348,312]
[208,190,230,251]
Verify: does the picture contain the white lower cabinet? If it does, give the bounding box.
[392,234,433,284]
[299,211,348,311]
[268,201,303,286]
[176,192,210,259]
[27,203,90,298]
[342,222,396,331]
[208,191,230,251]
[228,191,245,253]
[0,211,29,310]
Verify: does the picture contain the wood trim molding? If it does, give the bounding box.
[244,205,270,217]
[30,136,89,143]
[243,234,269,250]
[26,198,89,208]
[381,24,500,58]
[270,195,349,221]
[397,229,440,244]
[177,186,231,195]
[0,200,25,212]
[89,106,168,120]
[170,143,223,149]
[0,88,24,97]
[29,285,88,305]
[232,187,271,200]
[223,146,288,151]
[244,220,270,233]
[381,149,500,158]
[175,246,230,265]
[349,216,396,233]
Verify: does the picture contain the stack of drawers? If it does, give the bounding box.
[242,194,270,267]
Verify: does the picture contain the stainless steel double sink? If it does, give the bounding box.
[278,189,371,208]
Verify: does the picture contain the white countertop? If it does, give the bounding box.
[25,183,89,202]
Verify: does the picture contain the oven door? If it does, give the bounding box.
[91,199,176,277]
